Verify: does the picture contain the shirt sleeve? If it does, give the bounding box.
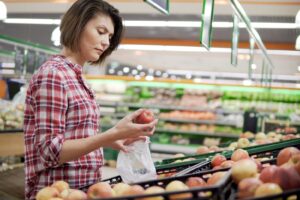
[32,68,67,169]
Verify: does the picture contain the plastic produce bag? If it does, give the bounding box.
[116,137,156,184]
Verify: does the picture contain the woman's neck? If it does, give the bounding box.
[61,48,85,66]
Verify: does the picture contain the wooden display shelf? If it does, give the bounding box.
[0,131,24,157]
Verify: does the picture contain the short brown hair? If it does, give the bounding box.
[60,0,123,65]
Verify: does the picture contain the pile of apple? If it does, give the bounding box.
[36,170,231,200]
[231,146,300,199]
[195,131,300,157]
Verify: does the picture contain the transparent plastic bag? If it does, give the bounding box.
[116,137,156,184]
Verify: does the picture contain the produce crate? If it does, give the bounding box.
[81,168,232,200]
[155,138,300,171]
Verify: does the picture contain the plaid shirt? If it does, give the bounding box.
[24,55,103,200]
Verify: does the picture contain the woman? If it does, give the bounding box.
[23,0,157,199]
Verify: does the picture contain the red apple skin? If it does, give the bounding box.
[254,183,283,197]
[87,182,114,199]
[185,177,207,188]
[135,109,155,124]
[259,165,279,183]
[288,153,300,175]
[276,147,300,166]
[211,154,227,167]
[220,160,235,168]
[196,146,211,155]
[237,178,262,199]
[231,149,250,162]
[277,164,300,190]
[231,159,258,183]
[207,172,227,185]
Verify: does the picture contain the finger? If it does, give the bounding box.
[138,119,158,132]
[119,144,129,153]
[124,136,146,145]
[129,108,145,120]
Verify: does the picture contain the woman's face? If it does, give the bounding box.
[79,14,114,63]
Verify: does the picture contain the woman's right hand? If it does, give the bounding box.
[110,109,158,140]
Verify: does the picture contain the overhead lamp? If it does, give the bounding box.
[0,1,7,20]
[296,35,300,50]
[51,26,61,46]
[296,10,300,28]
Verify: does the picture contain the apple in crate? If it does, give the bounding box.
[112,183,131,196]
[165,180,192,200]
[231,159,257,183]
[65,189,87,200]
[185,177,207,188]
[231,149,249,162]
[254,183,282,197]
[211,154,227,167]
[143,186,165,200]
[237,177,262,199]
[36,187,60,200]
[87,182,115,199]
[135,109,155,124]
[277,147,300,166]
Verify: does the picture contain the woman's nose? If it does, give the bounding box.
[101,34,110,48]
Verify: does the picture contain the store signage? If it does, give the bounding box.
[200,0,215,50]
[144,0,169,15]
[231,14,239,67]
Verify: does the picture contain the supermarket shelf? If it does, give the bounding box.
[98,101,243,115]
[159,118,239,127]
[150,143,197,154]
[155,128,239,139]
[0,129,23,134]
[264,120,300,126]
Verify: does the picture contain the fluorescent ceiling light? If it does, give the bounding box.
[3,18,60,25]
[3,18,297,29]
[0,1,7,20]
[118,44,300,56]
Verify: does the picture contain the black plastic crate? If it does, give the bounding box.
[155,138,300,169]
[82,167,232,200]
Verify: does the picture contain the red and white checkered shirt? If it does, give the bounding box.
[24,55,103,200]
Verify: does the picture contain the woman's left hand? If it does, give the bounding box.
[108,136,147,152]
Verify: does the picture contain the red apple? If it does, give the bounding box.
[135,109,155,124]
[254,183,282,197]
[237,177,262,199]
[276,164,300,190]
[259,165,279,183]
[211,154,227,167]
[231,149,250,162]
[143,186,165,200]
[288,153,300,175]
[237,138,250,148]
[277,147,300,166]
[207,171,227,185]
[165,180,192,200]
[231,159,258,183]
[36,187,60,200]
[122,185,145,196]
[51,180,69,193]
[220,160,235,168]
[196,146,210,154]
[65,189,87,200]
[87,182,115,199]
[185,177,207,188]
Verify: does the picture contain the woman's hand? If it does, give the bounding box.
[110,109,158,140]
[108,136,147,152]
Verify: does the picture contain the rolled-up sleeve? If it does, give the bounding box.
[32,69,67,168]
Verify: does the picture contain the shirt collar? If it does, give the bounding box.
[54,55,83,75]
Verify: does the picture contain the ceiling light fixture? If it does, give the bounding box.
[51,26,61,46]
[0,1,7,20]
[118,44,300,56]
[296,10,300,28]
[3,18,298,29]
